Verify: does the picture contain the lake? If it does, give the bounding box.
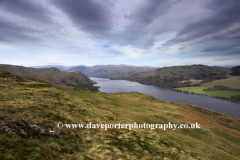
[90,77,240,119]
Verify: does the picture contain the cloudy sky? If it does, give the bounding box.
[0,0,240,67]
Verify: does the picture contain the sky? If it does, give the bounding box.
[0,0,240,67]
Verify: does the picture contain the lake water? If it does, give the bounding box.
[90,77,240,119]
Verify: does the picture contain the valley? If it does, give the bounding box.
[0,69,240,159]
[66,64,240,103]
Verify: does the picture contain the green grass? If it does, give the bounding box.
[201,76,240,89]
[177,86,209,94]
[176,76,240,98]
[1,70,240,159]
[204,91,240,98]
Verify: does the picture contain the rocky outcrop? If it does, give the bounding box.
[0,117,59,139]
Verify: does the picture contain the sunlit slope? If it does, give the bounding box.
[0,70,240,160]
[175,72,240,102]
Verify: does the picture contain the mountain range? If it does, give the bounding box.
[66,64,231,88]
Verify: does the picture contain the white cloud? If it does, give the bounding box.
[0,44,15,50]
[0,0,239,67]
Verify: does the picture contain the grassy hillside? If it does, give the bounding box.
[1,70,240,159]
[174,72,240,102]
[0,64,98,91]
[124,65,230,89]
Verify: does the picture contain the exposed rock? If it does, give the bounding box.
[0,117,59,139]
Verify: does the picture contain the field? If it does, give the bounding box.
[176,76,240,98]
[204,91,240,98]
[1,70,240,159]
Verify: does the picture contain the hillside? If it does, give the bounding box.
[86,66,152,79]
[0,64,98,91]
[68,64,230,89]
[230,66,240,76]
[0,70,240,159]
[174,66,240,103]
[67,65,104,75]
[67,64,240,103]
[67,65,157,79]
[122,65,230,88]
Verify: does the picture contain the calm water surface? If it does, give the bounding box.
[90,77,240,119]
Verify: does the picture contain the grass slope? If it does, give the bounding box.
[175,75,240,101]
[0,64,98,91]
[0,70,240,159]
[127,65,230,88]
[204,91,240,98]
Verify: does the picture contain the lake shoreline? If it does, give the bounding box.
[109,77,240,104]
[171,88,240,104]
[90,77,240,119]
